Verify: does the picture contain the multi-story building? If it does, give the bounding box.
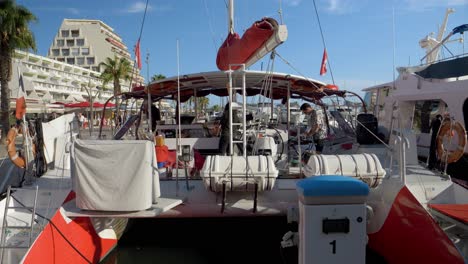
[47,19,144,88]
[7,50,115,113]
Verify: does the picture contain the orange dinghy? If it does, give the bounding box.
[216,17,287,71]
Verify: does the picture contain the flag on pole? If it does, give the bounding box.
[320,48,328,76]
[15,72,27,120]
[135,38,142,69]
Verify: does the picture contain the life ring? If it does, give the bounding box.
[6,127,35,168]
[436,120,467,164]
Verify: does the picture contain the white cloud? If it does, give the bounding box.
[66,8,80,15]
[32,7,81,15]
[126,1,153,13]
[402,0,468,10]
[284,0,302,7]
[321,0,360,15]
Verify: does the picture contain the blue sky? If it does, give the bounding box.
[17,0,468,96]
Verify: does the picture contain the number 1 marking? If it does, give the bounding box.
[330,240,336,254]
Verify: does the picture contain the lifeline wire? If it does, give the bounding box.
[312,0,335,85]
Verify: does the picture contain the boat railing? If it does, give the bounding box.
[392,135,409,185]
[354,117,411,184]
[419,52,468,66]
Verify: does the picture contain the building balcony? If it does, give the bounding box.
[37,70,48,79]
[50,73,61,80]
[13,50,27,59]
[42,60,52,67]
[28,56,40,63]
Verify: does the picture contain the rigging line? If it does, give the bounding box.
[441,43,455,58]
[137,0,150,41]
[312,0,335,84]
[202,0,220,53]
[275,52,328,97]
[391,4,396,90]
[128,0,150,92]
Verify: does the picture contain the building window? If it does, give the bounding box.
[66,58,75,64]
[92,66,99,72]
[81,48,90,55]
[57,57,65,62]
[71,30,79,37]
[87,57,95,65]
[76,39,85,46]
[51,49,60,56]
[61,30,69,37]
[71,48,79,56]
[62,49,70,56]
[56,39,64,47]
[66,39,74,47]
[77,57,85,65]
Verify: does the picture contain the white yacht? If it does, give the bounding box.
[362,9,468,179]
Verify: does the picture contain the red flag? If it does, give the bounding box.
[135,38,142,69]
[320,48,328,76]
[15,73,26,119]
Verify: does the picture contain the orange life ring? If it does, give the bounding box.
[6,127,36,168]
[436,120,467,164]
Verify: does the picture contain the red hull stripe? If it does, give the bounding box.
[23,211,117,264]
[368,186,464,264]
[429,203,468,224]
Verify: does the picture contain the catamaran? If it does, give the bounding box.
[0,2,467,264]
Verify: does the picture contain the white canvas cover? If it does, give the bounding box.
[42,113,77,169]
[71,140,160,211]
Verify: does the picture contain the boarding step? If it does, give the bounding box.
[62,197,185,218]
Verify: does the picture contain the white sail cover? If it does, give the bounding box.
[71,140,160,211]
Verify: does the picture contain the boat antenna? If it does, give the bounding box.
[312,0,335,85]
[176,39,182,193]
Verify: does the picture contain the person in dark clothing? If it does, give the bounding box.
[218,103,241,155]
[142,100,161,132]
[150,104,161,132]
[428,114,442,170]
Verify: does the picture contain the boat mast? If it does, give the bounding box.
[228,0,234,34]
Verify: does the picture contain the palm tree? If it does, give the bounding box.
[151,74,166,82]
[99,56,131,116]
[151,74,166,110]
[198,97,209,113]
[0,1,36,142]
